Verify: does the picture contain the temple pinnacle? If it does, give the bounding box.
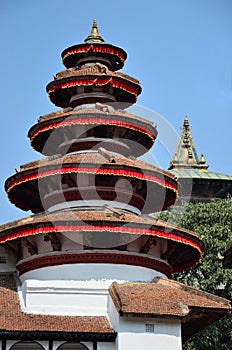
[199,153,206,165]
[84,19,105,43]
[183,116,189,129]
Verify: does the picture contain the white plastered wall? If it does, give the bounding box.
[18,262,166,316]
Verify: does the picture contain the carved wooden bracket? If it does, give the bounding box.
[44,233,61,251]
[22,238,38,255]
[139,236,156,254]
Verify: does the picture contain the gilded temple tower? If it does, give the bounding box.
[169,117,232,202]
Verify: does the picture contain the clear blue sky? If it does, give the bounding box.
[0,0,232,224]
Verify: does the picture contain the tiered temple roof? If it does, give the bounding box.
[0,21,230,346]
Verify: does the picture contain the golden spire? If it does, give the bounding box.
[84,19,105,43]
[168,117,209,171]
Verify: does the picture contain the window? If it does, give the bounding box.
[145,323,155,333]
[9,341,45,349]
[57,342,89,350]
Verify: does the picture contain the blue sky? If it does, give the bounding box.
[0,0,232,224]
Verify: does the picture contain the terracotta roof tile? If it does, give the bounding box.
[0,209,202,246]
[17,152,176,184]
[54,66,140,85]
[0,209,200,241]
[0,275,228,341]
[0,209,203,272]
[109,278,230,317]
[0,273,114,335]
[36,106,155,126]
[109,278,231,341]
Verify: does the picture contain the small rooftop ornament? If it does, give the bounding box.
[84,19,105,43]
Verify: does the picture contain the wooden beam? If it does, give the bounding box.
[2,243,19,259]
[104,205,126,220]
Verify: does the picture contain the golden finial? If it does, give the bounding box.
[199,153,208,172]
[183,135,190,148]
[84,19,105,43]
[199,153,206,165]
[188,149,195,163]
[183,116,189,128]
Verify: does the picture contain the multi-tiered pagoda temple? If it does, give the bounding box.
[0,21,230,350]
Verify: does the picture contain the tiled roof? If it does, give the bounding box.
[28,106,157,157]
[6,151,178,214]
[0,209,200,241]
[110,278,230,316]
[35,106,155,125]
[1,272,229,342]
[61,41,127,71]
[109,278,231,341]
[18,151,172,178]
[0,209,203,272]
[54,66,140,85]
[0,273,115,339]
[169,168,232,181]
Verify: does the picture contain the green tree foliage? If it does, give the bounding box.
[161,198,232,349]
